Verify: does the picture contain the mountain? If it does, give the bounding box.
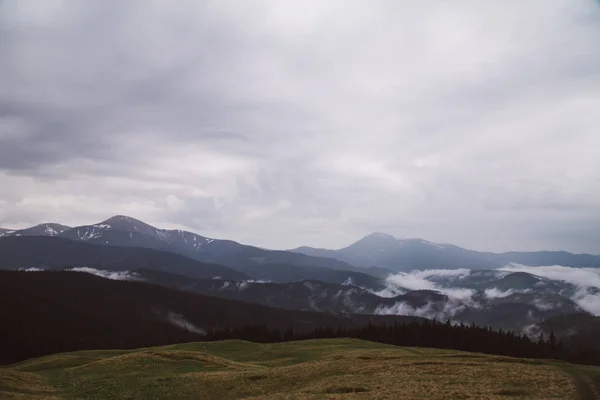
[179,279,397,314]
[291,232,600,271]
[232,262,384,290]
[0,236,384,288]
[54,215,391,277]
[0,236,248,280]
[0,223,70,237]
[0,270,419,364]
[173,276,581,330]
[7,217,599,274]
[291,233,499,271]
[495,251,600,268]
[129,269,395,314]
[73,267,585,332]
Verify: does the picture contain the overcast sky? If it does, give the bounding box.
[1,0,600,253]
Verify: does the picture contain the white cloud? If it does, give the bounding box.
[68,267,142,281]
[484,288,515,298]
[385,269,471,292]
[380,265,600,317]
[499,264,600,288]
[166,311,205,335]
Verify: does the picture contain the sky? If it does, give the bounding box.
[1,0,600,253]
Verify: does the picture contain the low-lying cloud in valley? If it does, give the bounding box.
[500,264,600,315]
[22,264,599,331]
[68,267,143,281]
[376,265,600,320]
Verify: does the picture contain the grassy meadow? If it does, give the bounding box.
[1,338,599,399]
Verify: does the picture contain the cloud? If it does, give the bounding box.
[377,269,480,318]
[68,267,142,281]
[499,264,600,315]
[499,264,600,289]
[1,1,600,253]
[378,265,600,319]
[166,311,205,335]
[484,288,515,298]
[385,269,471,292]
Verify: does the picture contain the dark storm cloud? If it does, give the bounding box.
[1,0,600,253]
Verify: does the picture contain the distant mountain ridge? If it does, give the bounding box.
[0,223,70,237]
[291,232,600,271]
[0,215,391,278]
[3,217,599,272]
[0,236,248,281]
[26,266,588,332]
[0,236,385,289]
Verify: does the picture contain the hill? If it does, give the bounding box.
[3,339,598,399]
[0,270,417,364]
[291,232,600,271]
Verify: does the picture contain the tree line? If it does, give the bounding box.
[3,311,599,366]
[201,319,600,366]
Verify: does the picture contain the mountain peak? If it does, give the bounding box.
[96,215,158,234]
[36,223,71,236]
[101,215,143,224]
[365,232,398,240]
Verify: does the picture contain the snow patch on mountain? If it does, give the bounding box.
[44,225,58,235]
[76,227,103,241]
[93,224,111,229]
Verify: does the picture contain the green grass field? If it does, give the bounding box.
[1,339,599,399]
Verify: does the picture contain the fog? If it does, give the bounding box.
[376,265,600,318]
[68,267,143,281]
[166,311,206,335]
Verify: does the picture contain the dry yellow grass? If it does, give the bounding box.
[1,339,594,399]
[0,369,60,399]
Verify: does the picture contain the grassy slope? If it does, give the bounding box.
[1,338,598,399]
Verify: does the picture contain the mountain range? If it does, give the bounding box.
[0,269,418,364]
[1,214,600,358]
[41,265,590,332]
[2,216,599,273]
[291,232,600,271]
[0,236,385,289]
[0,216,391,278]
